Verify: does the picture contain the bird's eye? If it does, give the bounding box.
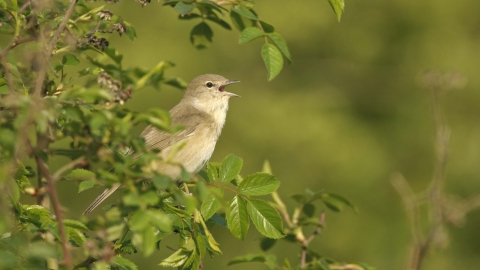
[206,82,213,88]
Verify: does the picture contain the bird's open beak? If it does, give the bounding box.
[223,80,240,97]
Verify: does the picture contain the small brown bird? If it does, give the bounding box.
[83,74,240,214]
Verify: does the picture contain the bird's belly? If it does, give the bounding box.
[173,133,217,174]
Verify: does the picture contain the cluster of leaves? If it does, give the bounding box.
[163,0,344,80]
[0,0,362,269]
[225,162,373,270]
[55,154,283,270]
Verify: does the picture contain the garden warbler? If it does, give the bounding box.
[83,74,240,214]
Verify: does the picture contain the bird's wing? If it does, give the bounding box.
[130,107,206,159]
[83,106,207,215]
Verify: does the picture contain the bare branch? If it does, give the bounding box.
[34,0,77,96]
[35,155,73,270]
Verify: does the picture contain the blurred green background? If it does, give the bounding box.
[55,0,480,269]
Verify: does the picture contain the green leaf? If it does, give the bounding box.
[123,21,137,41]
[261,43,283,81]
[0,85,9,95]
[207,213,228,228]
[320,193,357,212]
[64,219,88,231]
[239,27,265,44]
[113,256,138,270]
[152,174,173,190]
[123,192,141,206]
[260,237,276,251]
[238,173,280,196]
[259,21,274,33]
[158,248,190,267]
[290,193,306,204]
[164,77,188,90]
[230,9,255,31]
[78,67,103,77]
[142,226,156,256]
[206,163,218,182]
[135,61,173,89]
[78,180,97,193]
[64,169,96,181]
[228,253,267,266]
[328,0,345,22]
[193,232,207,258]
[103,47,123,65]
[107,223,126,241]
[62,54,80,66]
[247,199,284,239]
[268,33,292,64]
[77,5,106,21]
[23,205,54,228]
[141,190,160,206]
[146,209,172,232]
[303,203,315,217]
[231,6,258,20]
[190,22,213,49]
[175,1,194,15]
[68,228,86,246]
[129,210,149,231]
[201,194,219,220]
[206,15,231,30]
[226,195,249,239]
[178,13,201,20]
[219,154,243,183]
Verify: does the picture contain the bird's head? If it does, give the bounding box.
[183,74,240,113]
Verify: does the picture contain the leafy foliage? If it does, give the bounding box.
[0,0,362,269]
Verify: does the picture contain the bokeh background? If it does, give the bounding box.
[56,0,480,269]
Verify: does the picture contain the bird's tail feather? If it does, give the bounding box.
[83,183,121,215]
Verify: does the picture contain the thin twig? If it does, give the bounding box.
[35,155,73,270]
[34,0,77,96]
[392,73,454,270]
[305,211,325,245]
[300,212,326,268]
[5,1,31,21]
[390,173,427,270]
[0,36,37,55]
[52,156,86,180]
